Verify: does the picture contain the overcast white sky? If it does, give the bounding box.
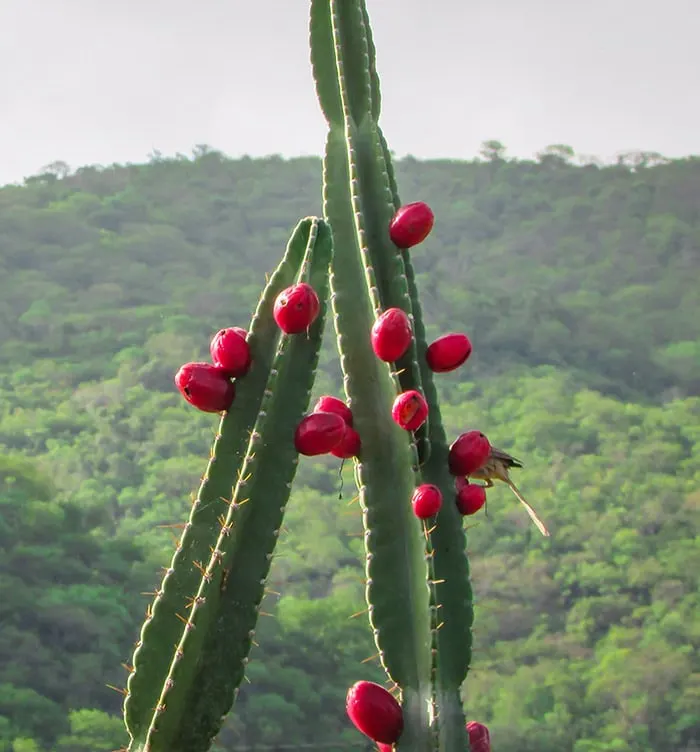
[1,0,698,185]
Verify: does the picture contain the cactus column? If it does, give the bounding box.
[123,219,334,752]
[310,1,474,750]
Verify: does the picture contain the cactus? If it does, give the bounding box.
[310,0,473,749]
[123,2,478,750]
[123,218,333,751]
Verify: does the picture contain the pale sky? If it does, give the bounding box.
[1,0,698,185]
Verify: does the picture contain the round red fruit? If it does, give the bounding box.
[175,362,235,413]
[456,483,487,516]
[466,721,491,752]
[346,681,403,745]
[448,430,491,476]
[371,308,412,362]
[313,395,353,427]
[389,202,435,249]
[391,390,428,431]
[210,327,251,377]
[426,332,472,373]
[331,425,361,459]
[273,283,320,334]
[412,484,442,519]
[294,411,346,456]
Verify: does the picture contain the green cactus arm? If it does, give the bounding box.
[324,127,433,751]
[379,127,475,688]
[311,1,474,749]
[310,0,429,462]
[123,218,330,749]
[129,220,333,752]
[170,220,333,751]
[360,6,475,695]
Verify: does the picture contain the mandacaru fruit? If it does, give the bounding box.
[389,201,435,249]
[371,307,413,363]
[346,681,404,745]
[175,362,235,413]
[273,282,321,334]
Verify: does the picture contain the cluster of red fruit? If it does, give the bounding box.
[174,282,321,412]
[346,680,491,752]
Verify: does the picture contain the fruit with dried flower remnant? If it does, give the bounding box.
[331,425,362,459]
[391,390,429,432]
[174,362,235,413]
[389,201,435,249]
[294,411,346,456]
[456,482,487,516]
[313,395,354,427]
[411,484,443,519]
[210,327,252,377]
[273,282,320,334]
[426,332,473,373]
[346,680,404,745]
[448,430,491,476]
[371,308,413,362]
[466,721,491,752]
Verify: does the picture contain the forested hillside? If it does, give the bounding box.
[0,147,698,752]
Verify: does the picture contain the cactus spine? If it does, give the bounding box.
[310,1,474,750]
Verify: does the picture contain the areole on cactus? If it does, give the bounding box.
[120,1,517,751]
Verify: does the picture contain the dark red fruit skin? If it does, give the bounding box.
[210,327,252,377]
[412,484,442,519]
[391,390,428,431]
[273,283,320,334]
[448,430,491,475]
[426,332,472,373]
[346,681,403,745]
[331,425,361,459]
[389,202,435,249]
[175,362,235,413]
[466,721,491,752]
[456,483,487,516]
[294,411,346,456]
[371,308,412,362]
[313,395,354,427]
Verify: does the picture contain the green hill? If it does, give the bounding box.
[0,149,698,751]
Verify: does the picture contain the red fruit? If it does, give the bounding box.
[448,430,491,476]
[391,390,428,431]
[294,411,346,456]
[377,746,393,752]
[389,202,435,249]
[426,332,472,373]
[313,395,353,427]
[346,681,403,745]
[175,362,235,413]
[331,425,361,459]
[371,308,412,362]
[466,721,491,752]
[456,483,487,516]
[273,282,320,334]
[455,475,470,493]
[412,484,442,519]
[210,327,252,377]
